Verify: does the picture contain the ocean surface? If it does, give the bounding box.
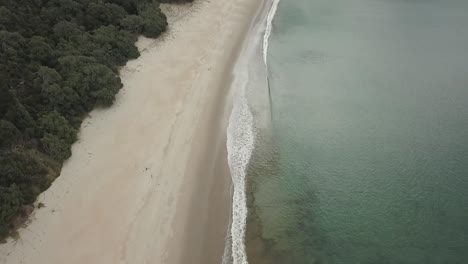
[242,0,468,263]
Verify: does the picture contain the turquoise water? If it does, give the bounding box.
[246,0,468,263]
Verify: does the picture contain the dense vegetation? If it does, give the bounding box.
[0,0,184,239]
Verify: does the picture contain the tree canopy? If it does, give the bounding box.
[0,0,187,239]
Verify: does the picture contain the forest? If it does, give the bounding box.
[0,0,189,239]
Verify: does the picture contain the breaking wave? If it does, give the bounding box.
[225,0,280,263]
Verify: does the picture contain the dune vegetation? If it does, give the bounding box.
[0,0,190,239]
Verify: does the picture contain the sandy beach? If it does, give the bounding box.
[0,0,262,263]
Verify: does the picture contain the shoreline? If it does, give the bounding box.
[0,0,263,263]
[224,0,276,262]
[167,0,267,262]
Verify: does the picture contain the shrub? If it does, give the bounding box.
[140,4,168,38]
[41,133,71,162]
[0,120,20,148]
[121,15,144,34]
[38,111,77,144]
[0,152,48,204]
[0,184,23,237]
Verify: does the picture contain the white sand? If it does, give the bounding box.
[0,0,262,263]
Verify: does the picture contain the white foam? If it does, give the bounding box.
[263,0,281,65]
[221,224,233,264]
[225,0,281,263]
[226,62,255,264]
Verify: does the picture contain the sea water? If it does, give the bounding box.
[244,0,468,263]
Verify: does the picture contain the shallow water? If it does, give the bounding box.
[245,0,468,263]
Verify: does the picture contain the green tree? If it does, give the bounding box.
[0,31,28,71]
[120,15,144,33]
[29,36,54,64]
[0,152,48,204]
[4,97,35,134]
[0,120,20,148]
[83,63,123,106]
[140,4,167,38]
[38,111,77,144]
[91,25,139,66]
[41,84,80,116]
[53,21,85,41]
[0,184,23,237]
[84,2,127,29]
[57,55,96,75]
[0,6,17,32]
[42,0,84,26]
[106,0,139,14]
[0,84,12,117]
[41,133,71,161]
[57,56,123,109]
[36,66,62,85]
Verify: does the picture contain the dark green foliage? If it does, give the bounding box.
[0,31,29,80]
[84,2,127,29]
[0,152,48,204]
[0,120,20,148]
[0,7,16,31]
[140,3,168,38]
[41,0,85,28]
[106,0,139,14]
[38,111,77,144]
[57,55,123,109]
[91,25,139,66]
[36,66,62,88]
[41,133,72,161]
[0,0,188,240]
[53,21,85,41]
[29,36,55,64]
[37,66,80,116]
[0,184,23,237]
[121,15,144,33]
[3,98,36,134]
